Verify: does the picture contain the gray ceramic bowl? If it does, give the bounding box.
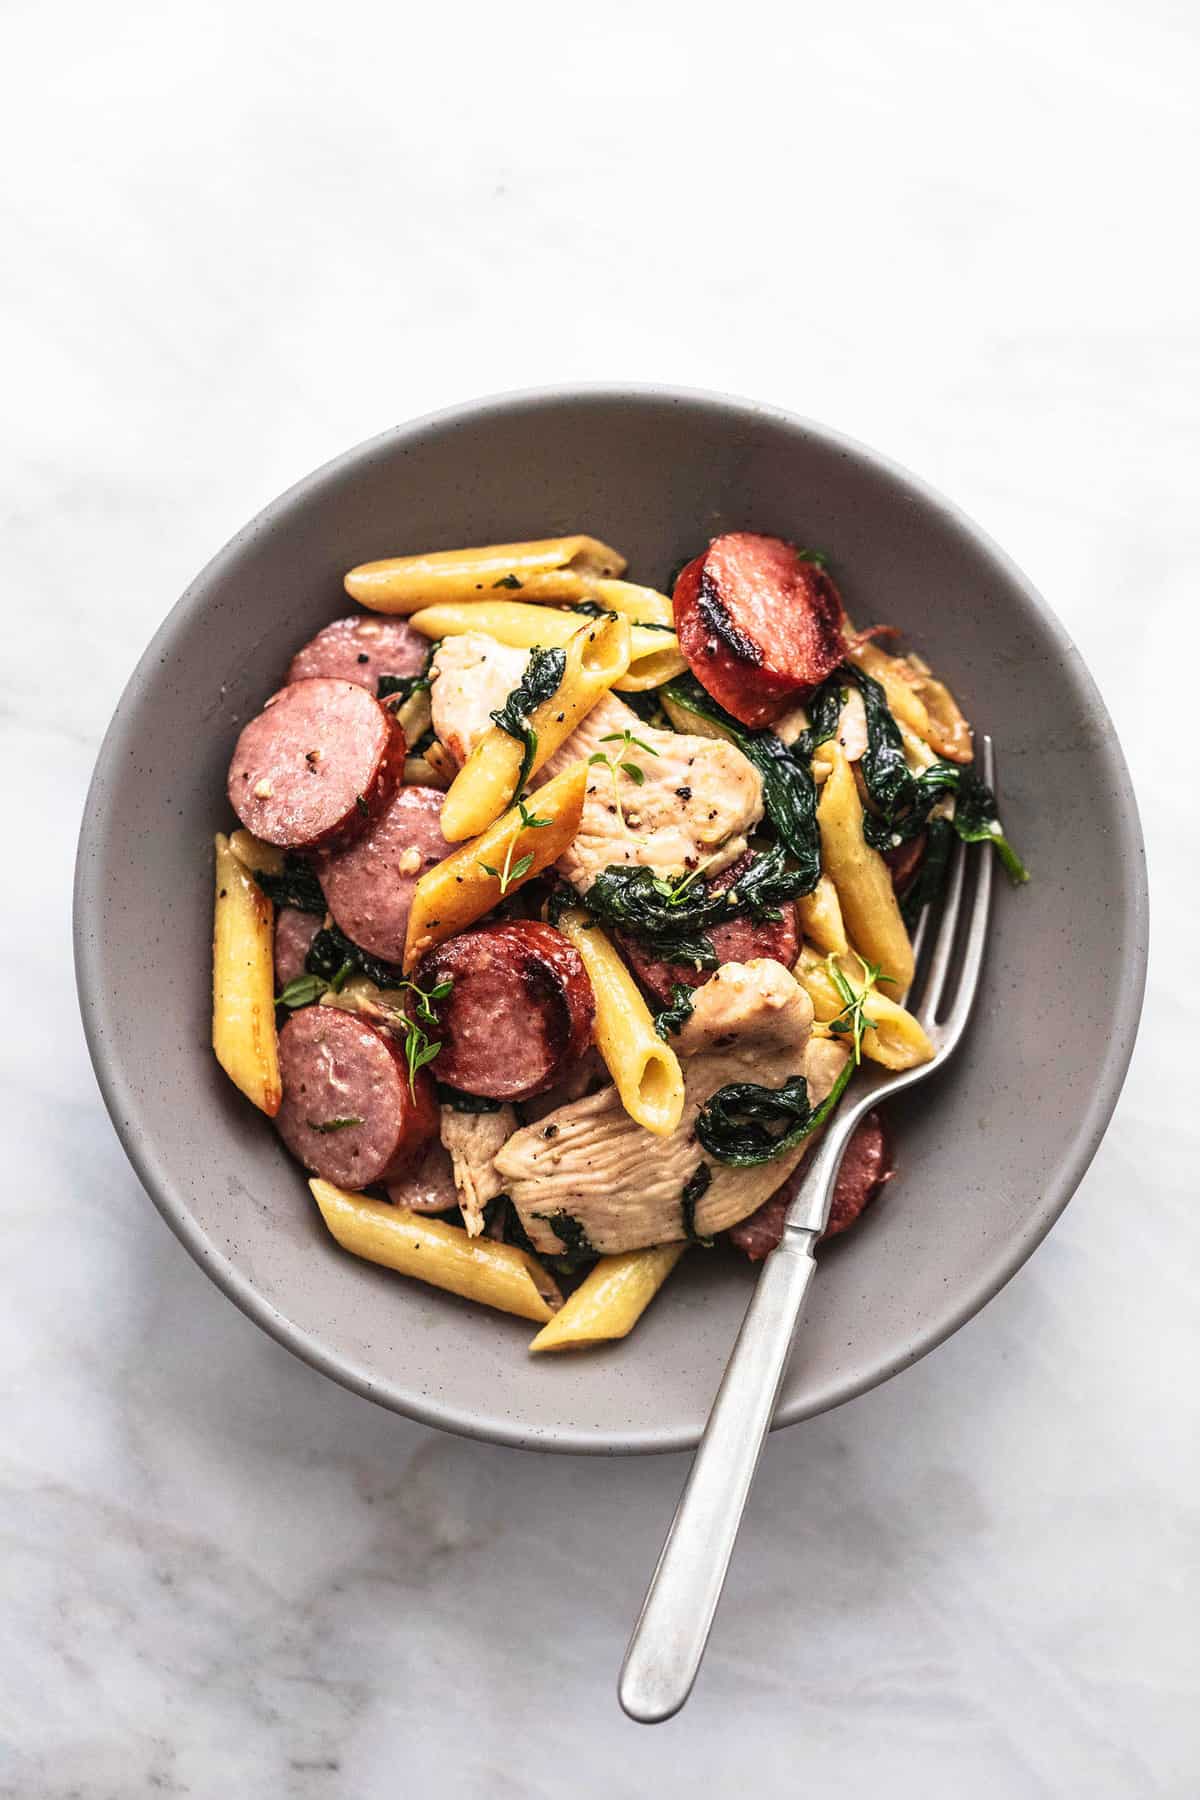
[74,386,1148,1453]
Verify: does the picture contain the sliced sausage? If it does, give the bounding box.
[275,1004,437,1187]
[413,921,595,1102]
[227,678,405,851]
[386,1138,459,1213]
[286,615,427,691]
[617,853,799,1005]
[883,832,926,896]
[274,907,322,988]
[319,786,450,965]
[727,1110,895,1258]
[673,534,846,728]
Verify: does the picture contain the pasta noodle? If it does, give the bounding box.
[528,1245,687,1352]
[896,653,973,762]
[815,745,914,990]
[583,580,687,691]
[407,597,672,671]
[208,516,1024,1358]
[555,907,685,1137]
[211,833,281,1115]
[584,578,674,627]
[794,945,933,1070]
[796,873,848,955]
[227,828,285,878]
[311,1181,562,1322]
[439,613,631,841]
[845,639,933,742]
[391,684,432,747]
[403,761,588,968]
[345,536,626,613]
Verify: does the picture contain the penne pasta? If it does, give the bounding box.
[816,746,914,990]
[845,640,932,742]
[439,613,631,842]
[613,642,688,693]
[407,597,671,669]
[391,684,432,747]
[345,536,626,613]
[528,1244,687,1352]
[311,1181,561,1322]
[403,761,588,969]
[897,653,973,763]
[584,578,674,628]
[404,752,453,790]
[555,907,685,1137]
[227,828,285,878]
[796,874,848,956]
[409,599,577,649]
[794,944,933,1070]
[212,833,282,1115]
[899,719,939,773]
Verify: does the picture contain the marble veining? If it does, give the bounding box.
[2,0,1197,1793]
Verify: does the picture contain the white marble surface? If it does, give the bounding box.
[3,1,1197,1792]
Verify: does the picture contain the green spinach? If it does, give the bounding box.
[376,637,440,704]
[653,983,696,1040]
[579,842,812,967]
[899,815,954,929]
[532,1209,596,1271]
[489,645,567,793]
[680,1163,714,1244]
[255,854,326,915]
[305,924,403,989]
[662,673,840,893]
[695,1058,856,1168]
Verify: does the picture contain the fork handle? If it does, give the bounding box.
[618,1228,819,1723]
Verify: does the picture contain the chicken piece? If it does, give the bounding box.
[439,1102,518,1236]
[780,686,867,766]
[539,693,763,892]
[494,960,848,1254]
[833,686,868,761]
[430,633,529,767]
[673,957,815,1057]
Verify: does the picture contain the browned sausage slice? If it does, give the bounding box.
[727,1110,895,1258]
[318,786,450,965]
[413,921,595,1102]
[227,678,405,850]
[275,1005,437,1187]
[673,534,846,728]
[883,832,926,896]
[286,615,427,691]
[616,853,799,1004]
[386,1139,459,1214]
[274,907,322,988]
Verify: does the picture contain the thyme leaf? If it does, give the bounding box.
[824,952,894,1065]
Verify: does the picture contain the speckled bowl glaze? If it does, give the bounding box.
[74,387,1148,1453]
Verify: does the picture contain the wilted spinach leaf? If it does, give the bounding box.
[489,645,567,792]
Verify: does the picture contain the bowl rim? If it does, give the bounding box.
[73,382,1149,1454]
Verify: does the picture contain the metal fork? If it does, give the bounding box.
[618,737,997,1724]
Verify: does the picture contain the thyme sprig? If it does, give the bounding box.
[478,793,550,895]
[587,728,658,829]
[824,953,895,1065]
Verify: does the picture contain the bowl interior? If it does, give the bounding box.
[75,389,1147,1452]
